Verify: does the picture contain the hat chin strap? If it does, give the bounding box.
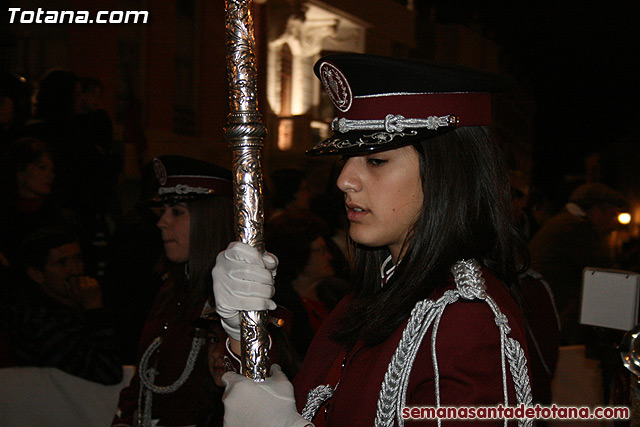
[332,114,459,134]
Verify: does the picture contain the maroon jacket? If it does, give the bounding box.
[113,278,210,426]
[293,267,529,426]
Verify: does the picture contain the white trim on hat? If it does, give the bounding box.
[331,114,458,133]
[158,185,214,196]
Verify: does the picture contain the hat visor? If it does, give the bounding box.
[306,127,454,156]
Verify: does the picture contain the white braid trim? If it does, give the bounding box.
[302,385,335,422]
[136,301,210,426]
[332,114,458,133]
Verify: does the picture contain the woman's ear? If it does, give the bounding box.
[27,266,45,285]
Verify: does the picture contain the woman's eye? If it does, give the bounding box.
[367,158,387,166]
[172,208,184,217]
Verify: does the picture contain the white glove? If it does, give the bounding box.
[212,241,278,340]
[222,364,313,427]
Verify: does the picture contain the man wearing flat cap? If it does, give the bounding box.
[528,182,628,345]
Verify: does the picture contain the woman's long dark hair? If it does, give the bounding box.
[333,126,528,348]
[166,195,234,316]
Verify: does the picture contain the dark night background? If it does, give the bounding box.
[0,0,637,405]
[418,0,640,202]
[1,1,638,201]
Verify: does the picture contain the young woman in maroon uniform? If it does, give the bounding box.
[113,155,234,427]
[213,53,532,426]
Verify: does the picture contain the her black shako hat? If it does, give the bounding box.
[306,53,509,156]
[152,155,233,203]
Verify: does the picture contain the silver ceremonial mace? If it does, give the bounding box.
[224,0,269,381]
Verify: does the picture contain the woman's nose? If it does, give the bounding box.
[336,158,361,193]
[212,342,225,358]
[157,210,169,229]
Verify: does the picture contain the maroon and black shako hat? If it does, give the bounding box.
[152,155,233,203]
[306,53,509,156]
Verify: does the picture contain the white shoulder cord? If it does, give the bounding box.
[374,260,532,427]
[302,259,532,426]
[135,300,210,427]
[380,255,396,284]
[302,385,337,421]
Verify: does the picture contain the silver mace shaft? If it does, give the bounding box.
[224,0,269,381]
